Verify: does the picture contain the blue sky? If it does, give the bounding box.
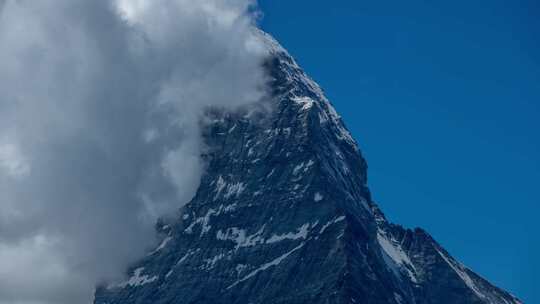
[259,1,538,302]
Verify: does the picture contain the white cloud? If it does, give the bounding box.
[0,142,30,178]
[0,0,268,303]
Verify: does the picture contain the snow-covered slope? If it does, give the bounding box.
[94,32,523,304]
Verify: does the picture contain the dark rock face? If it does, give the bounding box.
[94,33,522,304]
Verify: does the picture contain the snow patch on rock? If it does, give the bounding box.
[436,248,486,299]
[319,216,346,234]
[148,236,172,255]
[377,230,418,283]
[227,242,305,289]
[216,225,265,250]
[266,223,310,244]
[116,268,158,288]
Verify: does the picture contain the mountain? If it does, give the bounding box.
[94,32,523,304]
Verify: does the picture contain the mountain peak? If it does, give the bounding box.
[94,32,522,304]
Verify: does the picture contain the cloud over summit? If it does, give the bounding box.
[0,1,267,303]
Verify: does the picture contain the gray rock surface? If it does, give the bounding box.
[94,32,523,304]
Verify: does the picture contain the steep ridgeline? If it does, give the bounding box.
[94,33,523,304]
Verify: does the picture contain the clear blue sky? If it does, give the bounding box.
[259,1,538,302]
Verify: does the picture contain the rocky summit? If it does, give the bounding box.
[94,32,523,304]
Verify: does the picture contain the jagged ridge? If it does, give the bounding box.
[94,32,522,304]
